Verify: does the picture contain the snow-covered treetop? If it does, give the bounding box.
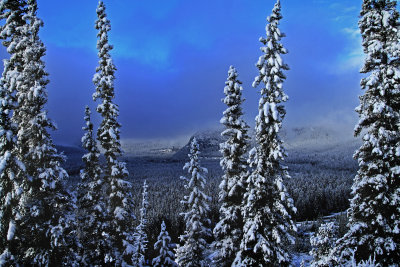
[153,221,177,267]
[0,0,27,105]
[359,0,399,67]
[13,0,66,189]
[251,0,289,170]
[83,106,92,128]
[310,222,338,267]
[355,0,400,135]
[180,137,210,223]
[131,180,149,267]
[182,137,208,190]
[220,65,249,178]
[156,221,169,244]
[0,1,26,114]
[0,0,27,45]
[220,66,249,135]
[154,221,171,252]
[80,106,101,184]
[14,0,49,124]
[82,106,96,151]
[24,0,48,85]
[140,180,149,226]
[222,66,244,108]
[176,137,211,266]
[253,0,288,101]
[93,0,115,103]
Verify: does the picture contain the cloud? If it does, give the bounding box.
[344,6,358,13]
[320,0,364,74]
[343,27,359,38]
[329,2,359,23]
[334,27,364,73]
[35,0,367,144]
[111,34,172,68]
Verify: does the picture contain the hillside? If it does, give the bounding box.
[56,125,360,261]
[59,125,359,219]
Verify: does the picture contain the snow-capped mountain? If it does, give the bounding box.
[173,125,360,160]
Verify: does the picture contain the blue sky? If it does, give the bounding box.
[25,0,365,144]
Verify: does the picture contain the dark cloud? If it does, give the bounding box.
[22,0,363,144]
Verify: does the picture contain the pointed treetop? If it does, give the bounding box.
[268,0,282,22]
[191,137,198,150]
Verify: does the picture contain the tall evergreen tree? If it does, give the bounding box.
[0,59,25,266]
[1,0,77,264]
[93,1,135,265]
[77,106,109,265]
[233,1,297,265]
[213,66,250,267]
[0,1,26,264]
[333,0,400,265]
[175,138,211,267]
[132,180,149,267]
[152,221,177,267]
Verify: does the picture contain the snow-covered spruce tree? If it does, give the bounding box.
[332,0,400,265]
[93,1,135,265]
[175,138,211,267]
[233,1,297,266]
[2,0,77,264]
[310,222,338,267]
[0,57,24,267]
[77,106,110,265]
[212,65,250,267]
[152,221,177,267]
[132,180,149,266]
[0,1,26,264]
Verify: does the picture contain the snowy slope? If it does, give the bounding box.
[173,125,360,160]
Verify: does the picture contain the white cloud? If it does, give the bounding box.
[343,27,360,39]
[314,1,364,74]
[337,27,364,73]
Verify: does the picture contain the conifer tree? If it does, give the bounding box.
[132,180,149,267]
[152,221,177,267]
[77,106,109,265]
[0,1,26,264]
[213,66,250,267]
[310,222,338,267]
[93,1,135,264]
[175,138,211,267]
[333,0,400,265]
[0,65,24,266]
[233,1,297,265]
[0,0,77,264]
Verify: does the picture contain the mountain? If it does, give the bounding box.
[172,125,361,160]
[120,138,183,157]
[172,129,224,160]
